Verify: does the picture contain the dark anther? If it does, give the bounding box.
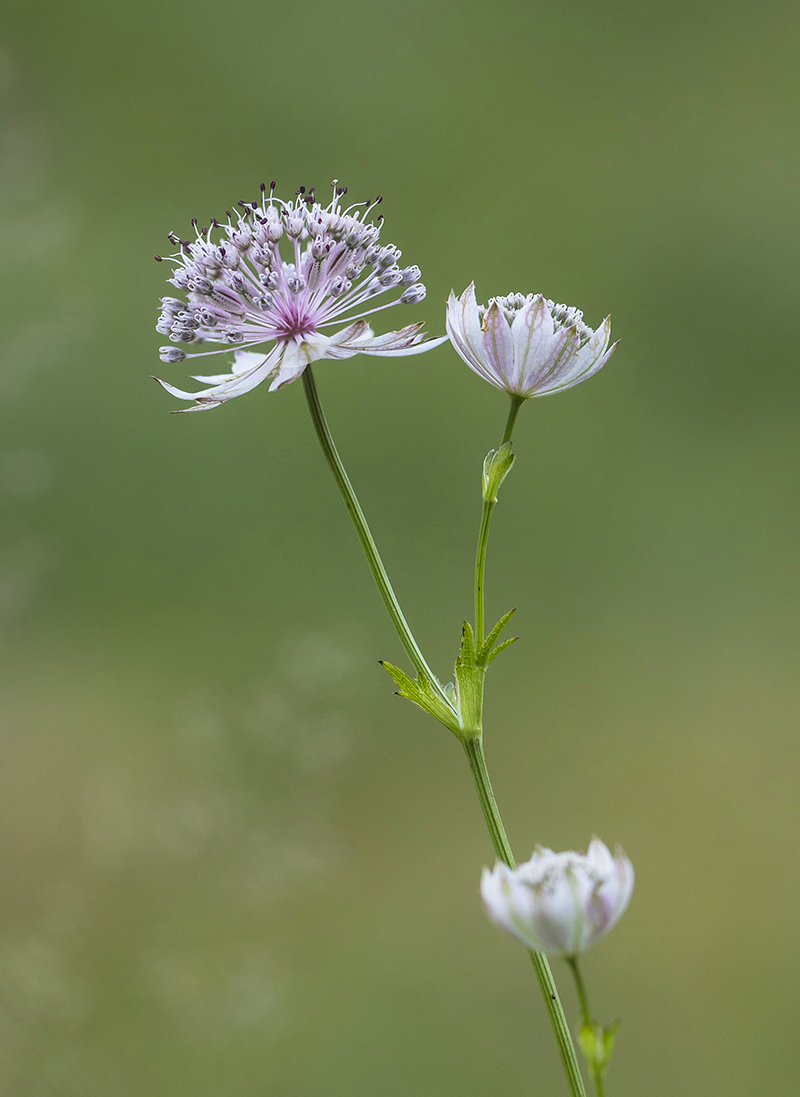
[270,181,276,190]
[191,217,198,227]
[237,200,249,208]
[154,255,163,262]
[260,182,267,193]
[297,186,306,195]
[211,218,220,227]
[200,226,208,235]
[375,195,383,205]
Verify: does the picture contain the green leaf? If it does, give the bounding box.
[477,608,516,664]
[485,635,519,664]
[482,442,516,503]
[457,620,477,667]
[379,660,419,696]
[579,1020,620,1076]
[379,661,462,737]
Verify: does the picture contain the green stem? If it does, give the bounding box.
[463,736,586,1097]
[567,957,605,1097]
[474,396,524,642]
[567,956,591,1027]
[474,499,494,643]
[301,366,450,708]
[502,394,525,445]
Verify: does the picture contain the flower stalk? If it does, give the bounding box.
[567,956,619,1097]
[474,395,523,641]
[301,366,452,711]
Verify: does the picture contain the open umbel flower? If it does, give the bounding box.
[446,284,615,399]
[481,838,633,957]
[155,182,447,410]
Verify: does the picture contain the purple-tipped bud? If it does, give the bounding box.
[400,283,426,304]
[379,267,403,288]
[159,346,187,363]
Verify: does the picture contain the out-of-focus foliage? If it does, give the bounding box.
[1,1,799,1094]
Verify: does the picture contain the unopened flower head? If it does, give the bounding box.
[480,838,633,957]
[446,283,615,400]
[154,181,446,410]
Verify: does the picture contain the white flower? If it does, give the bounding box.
[154,181,447,411]
[480,838,634,957]
[446,283,615,399]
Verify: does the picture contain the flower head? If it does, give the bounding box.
[480,838,633,957]
[154,182,447,410]
[446,284,615,400]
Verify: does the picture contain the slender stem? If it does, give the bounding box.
[474,396,524,642]
[567,956,591,1026]
[462,733,514,863]
[301,367,450,707]
[567,957,606,1097]
[464,736,586,1097]
[474,500,494,643]
[502,394,525,445]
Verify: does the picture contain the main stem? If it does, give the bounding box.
[301,367,449,707]
[463,735,586,1097]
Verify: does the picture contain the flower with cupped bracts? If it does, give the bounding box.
[446,284,615,399]
[154,181,448,411]
[480,838,633,957]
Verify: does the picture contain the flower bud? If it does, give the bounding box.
[480,838,633,957]
[159,346,186,363]
[400,283,426,304]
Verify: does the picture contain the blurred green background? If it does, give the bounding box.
[1,0,799,1093]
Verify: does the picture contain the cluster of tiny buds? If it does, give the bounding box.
[479,294,594,347]
[155,181,427,364]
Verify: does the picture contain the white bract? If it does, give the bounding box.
[480,838,633,957]
[446,283,615,399]
[155,181,447,411]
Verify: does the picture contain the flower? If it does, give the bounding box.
[446,283,615,399]
[154,182,447,411]
[480,838,633,957]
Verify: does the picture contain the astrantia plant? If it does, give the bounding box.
[154,180,629,1097]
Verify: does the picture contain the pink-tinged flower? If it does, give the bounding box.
[480,838,633,957]
[446,284,615,399]
[154,182,447,411]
